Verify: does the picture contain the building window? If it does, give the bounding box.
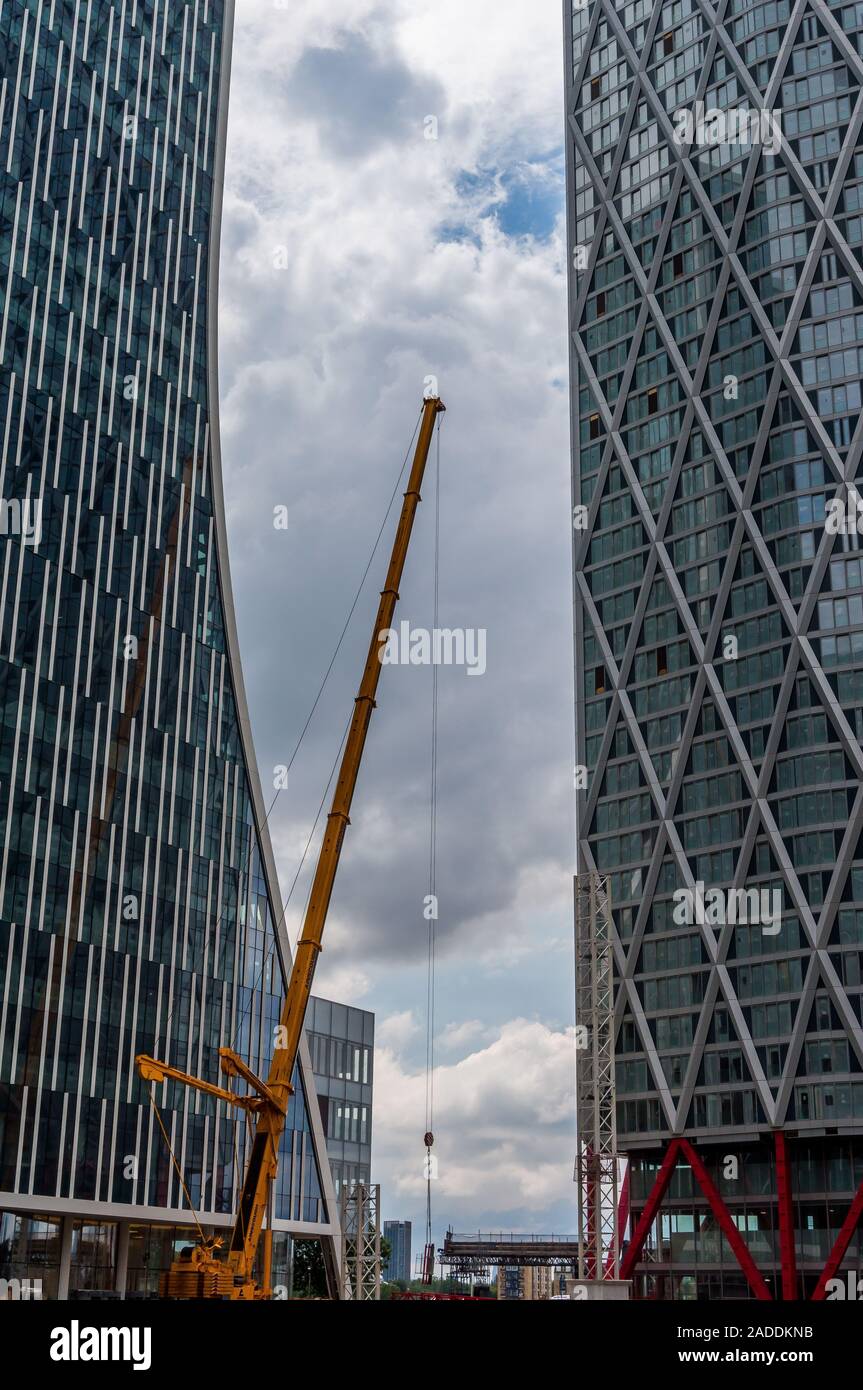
[70,1222,116,1294]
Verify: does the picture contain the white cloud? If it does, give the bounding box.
[312,962,372,1007]
[220,0,574,1232]
[436,1019,487,1051]
[377,1009,421,1050]
[373,1020,577,1234]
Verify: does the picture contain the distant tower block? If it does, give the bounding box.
[574,873,620,1281]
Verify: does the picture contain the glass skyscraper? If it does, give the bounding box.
[0,0,338,1298]
[567,0,863,1296]
[307,996,375,1201]
[382,1219,411,1285]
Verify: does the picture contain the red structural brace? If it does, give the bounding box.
[811,1172,863,1301]
[619,1137,771,1300]
[620,1133,863,1301]
[619,1138,682,1282]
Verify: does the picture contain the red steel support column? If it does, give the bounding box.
[774,1131,797,1300]
[812,1174,863,1301]
[586,1166,597,1279]
[605,1160,630,1278]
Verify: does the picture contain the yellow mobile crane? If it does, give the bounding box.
[136,394,445,1300]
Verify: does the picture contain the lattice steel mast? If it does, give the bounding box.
[574,872,620,1280]
[341,1184,382,1301]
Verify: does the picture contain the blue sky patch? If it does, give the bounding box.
[445,151,565,245]
[494,152,565,239]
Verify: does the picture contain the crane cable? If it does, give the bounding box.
[228,409,423,1047]
[145,1089,206,1245]
[157,408,423,1045]
[423,415,442,1274]
[145,412,422,1218]
[231,712,351,1055]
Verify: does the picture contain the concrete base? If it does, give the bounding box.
[565,1278,632,1301]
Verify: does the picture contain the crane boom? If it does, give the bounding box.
[137,394,445,1298]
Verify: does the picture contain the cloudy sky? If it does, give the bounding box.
[217,0,575,1258]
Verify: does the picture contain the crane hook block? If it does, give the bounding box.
[424,1131,434,1148]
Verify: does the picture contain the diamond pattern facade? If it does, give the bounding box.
[566,0,863,1294]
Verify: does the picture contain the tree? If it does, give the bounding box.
[292,1239,327,1298]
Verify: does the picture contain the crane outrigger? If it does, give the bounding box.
[136,394,445,1299]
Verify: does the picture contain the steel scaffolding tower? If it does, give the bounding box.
[574,873,620,1280]
[340,1184,381,1301]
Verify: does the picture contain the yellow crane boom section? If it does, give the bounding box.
[136,394,445,1299]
